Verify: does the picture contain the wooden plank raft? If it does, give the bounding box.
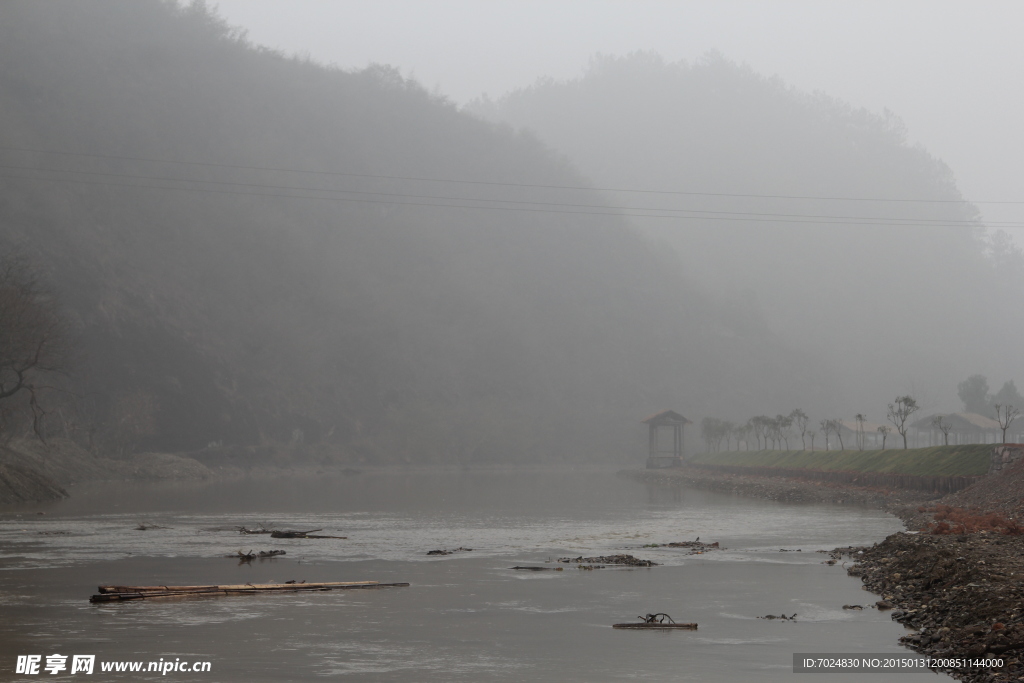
[613,613,696,629]
[612,622,698,629]
[90,581,409,603]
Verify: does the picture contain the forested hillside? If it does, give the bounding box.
[470,53,1024,410]
[0,2,818,463]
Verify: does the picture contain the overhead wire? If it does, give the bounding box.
[0,148,1016,229]
[2,144,1018,205]
[0,162,1007,228]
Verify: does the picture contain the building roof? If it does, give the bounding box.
[836,419,892,434]
[641,410,692,425]
[910,412,1002,431]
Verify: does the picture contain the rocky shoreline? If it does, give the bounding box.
[847,532,1024,682]
[626,464,1024,682]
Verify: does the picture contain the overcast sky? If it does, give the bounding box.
[213,0,1024,243]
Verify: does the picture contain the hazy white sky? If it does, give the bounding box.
[213,0,1024,242]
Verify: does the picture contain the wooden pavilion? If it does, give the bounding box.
[642,410,691,469]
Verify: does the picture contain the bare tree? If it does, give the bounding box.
[808,429,818,451]
[819,419,833,451]
[994,403,1021,444]
[833,418,845,450]
[886,395,919,449]
[774,414,793,449]
[790,409,809,449]
[722,420,735,451]
[750,415,771,450]
[732,424,750,450]
[0,255,71,440]
[877,425,892,449]
[854,413,867,450]
[931,415,953,446]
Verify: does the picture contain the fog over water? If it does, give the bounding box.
[0,472,931,682]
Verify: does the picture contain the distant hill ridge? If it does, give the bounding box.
[0,1,818,464]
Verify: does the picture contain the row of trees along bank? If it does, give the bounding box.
[699,395,1021,454]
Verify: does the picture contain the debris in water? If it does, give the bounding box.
[228,550,286,561]
[558,554,658,567]
[270,529,346,539]
[511,566,563,571]
[426,547,473,555]
[641,540,722,555]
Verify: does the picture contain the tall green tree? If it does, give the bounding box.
[957,375,991,414]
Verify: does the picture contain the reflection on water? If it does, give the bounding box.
[0,470,937,681]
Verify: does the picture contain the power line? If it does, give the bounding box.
[0,144,1013,205]
[0,161,1009,228]
[0,169,1006,229]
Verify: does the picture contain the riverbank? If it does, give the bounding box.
[0,438,215,505]
[846,461,1024,683]
[619,465,937,514]
[626,463,1024,682]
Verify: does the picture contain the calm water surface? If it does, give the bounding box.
[0,470,937,681]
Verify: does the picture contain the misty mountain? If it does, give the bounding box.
[0,2,824,462]
[469,52,1024,413]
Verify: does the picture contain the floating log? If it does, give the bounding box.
[269,529,346,539]
[91,581,408,602]
[302,534,347,539]
[511,566,563,571]
[270,528,322,538]
[613,622,698,629]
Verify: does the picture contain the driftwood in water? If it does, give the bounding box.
[427,547,473,555]
[757,613,798,620]
[641,540,722,555]
[270,528,320,538]
[511,566,563,571]
[91,580,409,602]
[558,554,658,567]
[228,550,286,560]
[135,524,171,531]
[302,534,347,539]
[269,528,346,539]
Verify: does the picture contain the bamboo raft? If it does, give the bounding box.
[612,622,698,629]
[90,581,409,603]
[613,613,696,629]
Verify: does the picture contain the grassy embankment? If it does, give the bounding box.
[689,444,991,477]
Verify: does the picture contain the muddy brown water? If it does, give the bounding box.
[0,470,940,681]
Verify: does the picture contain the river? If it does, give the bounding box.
[0,469,937,681]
